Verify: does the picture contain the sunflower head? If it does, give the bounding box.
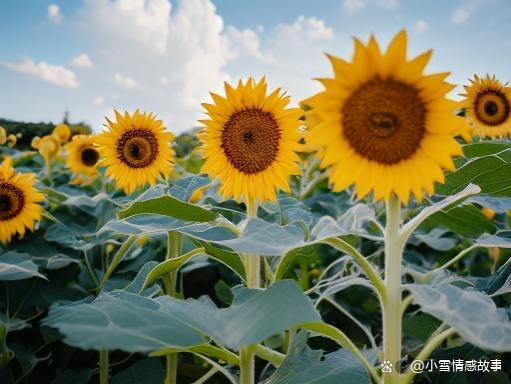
[38,135,61,163]
[65,134,100,178]
[303,30,467,203]
[0,127,6,145]
[461,74,511,138]
[95,110,175,194]
[53,124,72,143]
[6,134,17,148]
[199,77,302,206]
[0,157,44,244]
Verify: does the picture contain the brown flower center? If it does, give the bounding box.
[0,182,25,221]
[80,146,100,167]
[221,108,281,174]
[116,129,159,168]
[474,89,510,126]
[341,78,426,165]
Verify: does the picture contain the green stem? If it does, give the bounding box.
[164,353,178,384]
[382,194,404,383]
[165,231,182,383]
[254,344,285,366]
[240,200,259,384]
[99,349,109,384]
[239,345,255,384]
[401,328,456,384]
[425,244,478,280]
[98,235,137,292]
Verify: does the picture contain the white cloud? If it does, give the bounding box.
[48,4,63,24]
[71,53,93,68]
[451,7,470,24]
[114,73,138,88]
[93,96,104,105]
[342,0,399,13]
[225,26,268,61]
[274,16,333,42]
[413,19,429,33]
[3,58,79,88]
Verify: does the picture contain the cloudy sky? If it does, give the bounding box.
[1,0,510,133]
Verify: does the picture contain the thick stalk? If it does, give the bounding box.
[382,194,404,384]
[240,200,259,384]
[165,231,182,384]
[165,353,178,384]
[99,349,109,384]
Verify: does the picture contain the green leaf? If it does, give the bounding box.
[406,283,511,352]
[43,292,206,352]
[438,143,511,196]
[425,204,495,237]
[154,280,320,350]
[151,344,240,365]
[0,252,46,281]
[143,248,205,287]
[118,194,218,222]
[198,241,246,280]
[269,331,371,384]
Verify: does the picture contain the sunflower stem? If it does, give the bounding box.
[240,200,259,384]
[382,194,404,384]
[99,349,109,384]
[165,231,182,383]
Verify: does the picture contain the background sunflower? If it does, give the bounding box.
[66,134,100,179]
[199,77,302,206]
[0,157,44,244]
[95,110,175,194]
[461,74,511,138]
[303,30,467,203]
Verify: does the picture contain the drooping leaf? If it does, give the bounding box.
[0,252,46,281]
[406,283,511,352]
[43,293,206,352]
[118,193,217,222]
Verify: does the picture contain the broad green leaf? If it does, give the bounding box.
[0,252,46,281]
[197,241,246,280]
[43,293,206,352]
[269,331,371,384]
[425,204,495,237]
[118,194,217,222]
[168,175,210,201]
[438,143,511,196]
[412,229,457,251]
[474,232,511,248]
[406,284,511,352]
[156,280,320,350]
[124,261,159,294]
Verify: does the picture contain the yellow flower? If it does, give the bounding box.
[481,207,496,220]
[461,74,511,138]
[53,124,72,142]
[0,157,44,244]
[303,30,466,203]
[31,136,41,149]
[0,127,6,145]
[6,134,17,148]
[199,77,302,205]
[65,135,99,177]
[38,135,61,164]
[95,110,175,194]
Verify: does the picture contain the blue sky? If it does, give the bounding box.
[1,0,510,132]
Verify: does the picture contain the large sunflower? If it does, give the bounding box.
[66,134,100,178]
[0,157,44,244]
[95,110,175,194]
[199,77,302,205]
[303,30,466,203]
[461,74,511,138]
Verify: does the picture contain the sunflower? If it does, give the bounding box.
[95,110,175,194]
[461,74,511,138]
[65,134,100,178]
[302,30,467,203]
[53,124,72,143]
[0,157,44,244]
[199,77,302,205]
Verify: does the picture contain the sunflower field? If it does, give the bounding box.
[2,31,511,384]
